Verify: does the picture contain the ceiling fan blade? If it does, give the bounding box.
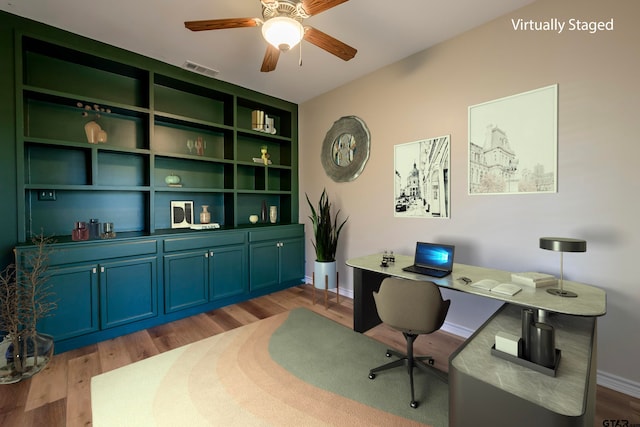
[185,18,258,32]
[301,0,349,16]
[303,27,356,61]
[261,45,280,72]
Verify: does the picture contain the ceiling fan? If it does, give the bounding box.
[184,0,357,72]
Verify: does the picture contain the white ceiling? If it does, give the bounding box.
[1,0,534,103]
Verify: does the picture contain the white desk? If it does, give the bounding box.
[346,253,606,332]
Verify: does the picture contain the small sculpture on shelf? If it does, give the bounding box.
[261,146,270,165]
[252,146,272,165]
[165,173,182,187]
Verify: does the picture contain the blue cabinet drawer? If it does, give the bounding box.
[248,224,303,243]
[37,239,157,266]
[163,230,246,252]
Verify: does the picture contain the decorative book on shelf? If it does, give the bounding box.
[470,279,522,296]
[190,223,220,230]
[511,272,557,288]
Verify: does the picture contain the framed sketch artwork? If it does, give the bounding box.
[171,201,194,228]
[394,135,450,218]
[468,84,557,195]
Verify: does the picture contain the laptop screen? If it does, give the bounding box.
[414,242,455,271]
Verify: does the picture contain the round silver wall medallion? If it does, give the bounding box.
[321,116,370,182]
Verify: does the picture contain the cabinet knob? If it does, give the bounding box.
[100,266,105,273]
[92,267,97,274]
[205,252,209,258]
[210,251,214,257]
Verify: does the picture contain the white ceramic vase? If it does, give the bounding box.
[269,206,277,223]
[314,260,337,290]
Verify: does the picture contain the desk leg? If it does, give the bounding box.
[353,268,388,332]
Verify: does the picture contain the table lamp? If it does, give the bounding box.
[539,237,587,298]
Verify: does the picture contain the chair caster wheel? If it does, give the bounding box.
[368,373,376,379]
[428,358,435,366]
[385,352,392,357]
[410,401,419,408]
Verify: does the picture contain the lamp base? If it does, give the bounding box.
[546,288,578,298]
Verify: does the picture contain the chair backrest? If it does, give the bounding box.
[373,277,451,335]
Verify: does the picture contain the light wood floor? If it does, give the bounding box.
[0,284,637,426]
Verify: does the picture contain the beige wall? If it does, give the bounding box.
[300,0,640,391]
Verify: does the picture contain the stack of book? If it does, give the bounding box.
[251,110,276,134]
[510,272,558,288]
[251,110,265,131]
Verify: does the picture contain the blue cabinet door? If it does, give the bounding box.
[37,264,99,341]
[249,241,280,291]
[279,237,304,284]
[163,250,208,313]
[210,245,247,300]
[99,256,158,329]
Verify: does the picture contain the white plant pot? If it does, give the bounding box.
[314,260,337,290]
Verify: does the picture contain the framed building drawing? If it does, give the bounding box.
[394,135,450,218]
[468,84,557,195]
[171,200,194,228]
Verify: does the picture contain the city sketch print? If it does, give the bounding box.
[468,84,557,195]
[394,135,450,218]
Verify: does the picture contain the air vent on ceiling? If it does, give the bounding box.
[182,60,219,78]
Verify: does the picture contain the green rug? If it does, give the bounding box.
[92,308,448,426]
[270,308,449,426]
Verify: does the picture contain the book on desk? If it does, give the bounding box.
[471,279,522,296]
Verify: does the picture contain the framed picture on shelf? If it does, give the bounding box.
[468,84,558,195]
[170,201,194,228]
[394,135,450,218]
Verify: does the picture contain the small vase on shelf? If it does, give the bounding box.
[269,206,277,223]
[84,121,101,144]
[200,205,211,224]
[260,200,268,223]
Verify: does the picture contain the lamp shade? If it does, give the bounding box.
[261,16,304,51]
[539,237,587,252]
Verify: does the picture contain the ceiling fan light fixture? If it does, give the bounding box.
[261,16,304,51]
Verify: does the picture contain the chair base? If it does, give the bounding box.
[368,333,441,409]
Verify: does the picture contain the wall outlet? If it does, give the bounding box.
[38,190,56,201]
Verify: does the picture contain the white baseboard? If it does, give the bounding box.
[597,371,640,399]
[441,321,474,339]
[302,279,640,399]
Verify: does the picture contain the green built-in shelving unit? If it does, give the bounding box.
[16,34,298,242]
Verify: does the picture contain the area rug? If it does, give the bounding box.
[91,308,448,426]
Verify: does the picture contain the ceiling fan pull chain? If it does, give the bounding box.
[299,39,303,67]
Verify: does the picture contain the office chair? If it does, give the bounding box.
[368,277,451,408]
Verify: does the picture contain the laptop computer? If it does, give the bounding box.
[402,242,455,278]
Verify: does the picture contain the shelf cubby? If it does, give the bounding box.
[24,143,91,186]
[154,74,233,127]
[97,151,149,187]
[25,189,149,237]
[236,99,292,139]
[236,193,291,226]
[153,118,233,160]
[267,168,292,192]
[237,164,266,191]
[154,156,233,190]
[22,37,149,108]
[237,133,291,167]
[153,191,232,230]
[24,91,149,150]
